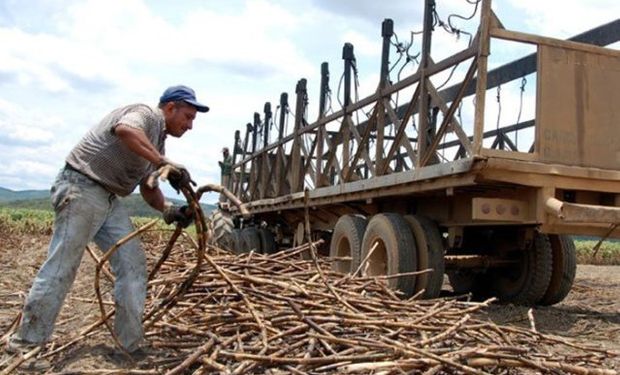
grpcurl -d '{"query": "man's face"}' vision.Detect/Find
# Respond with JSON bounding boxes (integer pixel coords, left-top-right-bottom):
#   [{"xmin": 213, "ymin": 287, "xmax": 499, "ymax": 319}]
[{"xmin": 163, "ymin": 102, "xmax": 197, "ymax": 138}]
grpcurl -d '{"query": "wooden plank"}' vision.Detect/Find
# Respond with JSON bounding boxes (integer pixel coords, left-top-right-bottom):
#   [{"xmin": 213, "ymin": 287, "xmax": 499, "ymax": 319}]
[
  {"xmin": 341, "ymin": 117, "xmax": 351, "ymax": 182},
  {"xmin": 491, "ymin": 28, "xmax": 620, "ymax": 58},
  {"xmin": 315, "ymin": 124, "xmax": 325, "ymax": 186},
  {"xmin": 379, "ymin": 85, "xmax": 421, "ymax": 175},
  {"xmin": 345, "ymin": 116, "xmax": 375, "ymax": 178},
  {"xmin": 345, "ymin": 109, "xmax": 378, "ymax": 181},
  {"xmin": 421, "ymin": 57, "xmax": 478, "ymax": 166},
  {"xmin": 484, "ymin": 158, "xmax": 620, "ymax": 181},
  {"xmin": 384, "ymin": 100, "xmax": 417, "ymax": 162},
  {"xmin": 302, "ymin": 136, "xmax": 318, "ymax": 184},
  {"xmin": 427, "ymin": 81, "xmax": 473, "ymax": 156},
  {"xmin": 536, "ymin": 45, "xmax": 620, "ymax": 170},
  {"xmin": 540, "ymin": 223, "xmax": 620, "ymax": 239},
  {"xmin": 242, "ymin": 161, "xmax": 477, "ymax": 215},
  {"xmin": 480, "ymin": 148, "xmax": 536, "ymax": 161},
  {"xmin": 472, "ymin": 0, "xmax": 491, "ymax": 156},
  {"xmin": 478, "ymin": 169, "xmax": 620, "ymax": 193},
  {"xmin": 248, "ymin": 160, "xmax": 259, "ymax": 201},
  {"xmin": 375, "ymin": 98, "xmax": 386, "ymax": 175}
]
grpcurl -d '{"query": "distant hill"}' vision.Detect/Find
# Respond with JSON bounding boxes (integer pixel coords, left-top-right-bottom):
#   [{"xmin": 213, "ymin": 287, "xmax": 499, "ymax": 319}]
[
  {"xmin": 0, "ymin": 187, "xmax": 216, "ymax": 217},
  {"xmin": 0, "ymin": 187, "xmax": 49, "ymax": 202}
]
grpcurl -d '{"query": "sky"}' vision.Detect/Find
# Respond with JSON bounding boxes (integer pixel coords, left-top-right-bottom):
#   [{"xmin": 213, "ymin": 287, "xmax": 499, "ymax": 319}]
[{"xmin": 0, "ymin": 0, "xmax": 618, "ymax": 203}]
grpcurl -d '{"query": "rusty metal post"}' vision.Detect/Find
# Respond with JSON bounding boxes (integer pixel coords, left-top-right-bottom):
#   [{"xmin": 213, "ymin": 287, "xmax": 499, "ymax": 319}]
[
  {"xmin": 417, "ymin": 0, "xmax": 435, "ymax": 168},
  {"xmin": 278, "ymin": 93, "xmax": 288, "ymax": 141},
  {"xmin": 342, "ymin": 43, "xmax": 355, "ymax": 180},
  {"xmin": 231, "ymin": 129, "xmax": 241, "ymax": 194},
  {"xmin": 252, "ymin": 112, "xmax": 260, "ymax": 154},
  {"xmin": 318, "ymin": 62, "xmax": 329, "ymax": 117},
  {"xmin": 473, "ymin": 0, "xmax": 492, "ymax": 155},
  {"xmin": 380, "ymin": 19, "xmax": 393, "ymax": 86},
  {"xmin": 232, "ymin": 130, "xmax": 241, "ymax": 164},
  {"xmin": 275, "ymin": 93, "xmax": 288, "ymax": 196},
  {"xmin": 263, "ymin": 102, "xmax": 272, "ymax": 148},
  {"xmin": 376, "ymin": 19, "xmax": 393, "ymax": 176},
  {"xmin": 259, "ymin": 102, "xmax": 272, "ymax": 198},
  {"xmin": 237, "ymin": 122, "xmax": 252, "ymax": 198},
  {"xmin": 294, "ymin": 80, "xmax": 307, "ymax": 132},
  {"xmin": 315, "ymin": 62, "xmax": 329, "ymax": 187},
  {"xmin": 290, "ymin": 79, "xmax": 307, "ymax": 192}
]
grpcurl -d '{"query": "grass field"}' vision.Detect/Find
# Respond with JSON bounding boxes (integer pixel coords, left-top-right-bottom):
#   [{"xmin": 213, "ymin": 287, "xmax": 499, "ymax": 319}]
[
  {"xmin": 575, "ymin": 240, "xmax": 620, "ymax": 265},
  {"xmin": 2, "ymin": 207, "xmax": 618, "ymax": 265},
  {"xmin": 0, "ymin": 207, "xmax": 166, "ymax": 235}
]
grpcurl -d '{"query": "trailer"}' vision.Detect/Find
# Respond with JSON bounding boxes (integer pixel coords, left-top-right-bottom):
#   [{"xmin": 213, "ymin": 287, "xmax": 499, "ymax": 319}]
[{"xmin": 212, "ymin": 0, "xmax": 620, "ymax": 306}]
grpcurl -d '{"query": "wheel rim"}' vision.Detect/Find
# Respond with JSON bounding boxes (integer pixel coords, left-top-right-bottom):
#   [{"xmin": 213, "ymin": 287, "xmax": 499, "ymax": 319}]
[
  {"xmin": 366, "ymin": 238, "xmax": 388, "ymax": 277},
  {"xmin": 334, "ymin": 237, "xmax": 352, "ymax": 273}
]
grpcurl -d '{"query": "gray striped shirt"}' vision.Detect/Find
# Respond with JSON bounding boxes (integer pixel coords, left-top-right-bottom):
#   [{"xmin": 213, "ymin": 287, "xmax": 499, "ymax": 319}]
[{"xmin": 66, "ymin": 104, "xmax": 166, "ymax": 196}]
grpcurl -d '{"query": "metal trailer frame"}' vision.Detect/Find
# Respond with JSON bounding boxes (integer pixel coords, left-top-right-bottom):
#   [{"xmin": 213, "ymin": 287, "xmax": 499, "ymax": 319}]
[{"xmin": 221, "ymin": 0, "xmax": 620, "ymax": 304}]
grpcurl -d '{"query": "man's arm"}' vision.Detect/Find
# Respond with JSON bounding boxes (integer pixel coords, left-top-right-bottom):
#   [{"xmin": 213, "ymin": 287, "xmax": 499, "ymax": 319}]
[
  {"xmin": 115, "ymin": 124, "xmax": 165, "ymax": 166},
  {"xmin": 115, "ymin": 123, "xmax": 168, "ymax": 211},
  {"xmin": 140, "ymin": 182, "xmax": 166, "ymax": 212}
]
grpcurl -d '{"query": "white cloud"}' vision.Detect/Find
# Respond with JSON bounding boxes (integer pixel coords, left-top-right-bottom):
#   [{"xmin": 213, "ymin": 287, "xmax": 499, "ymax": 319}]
[{"xmin": 507, "ymin": 0, "xmax": 619, "ymax": 38}]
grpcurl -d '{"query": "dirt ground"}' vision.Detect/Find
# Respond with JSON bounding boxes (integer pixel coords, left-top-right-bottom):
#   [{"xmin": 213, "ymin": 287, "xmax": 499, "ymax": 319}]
[
  {"xmin": 480, "ymin": 264, "xmax": 620, "ymax": 367},
  {"xmin": 0, "ymin": 231, "xmax": 619, "ymax": 373}
]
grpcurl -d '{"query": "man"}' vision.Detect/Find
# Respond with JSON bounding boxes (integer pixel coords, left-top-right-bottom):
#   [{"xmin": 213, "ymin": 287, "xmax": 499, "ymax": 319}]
[
  {"xmin": 7, "ymin": 85, "xmax": 209, "ymax": 355},
  {"xmin": 218, "ymin": 147, "xmax": 232, "ymax": 202}
]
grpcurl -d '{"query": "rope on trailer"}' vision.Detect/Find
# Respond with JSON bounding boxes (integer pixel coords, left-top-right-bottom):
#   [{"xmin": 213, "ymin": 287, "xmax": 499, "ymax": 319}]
[
  {"xmin": 434, "ymin": 0, "xmax": 481, "ymax": 46},
  {"xmin": 352, "ymin": 59, "xmax": 363, "ymax": 126},
  {"xmin": 336, "ymin": 72, "xmax": 345, "ymax": 108},
  {"xmin": 496, "ymin": 84, "xmax": 502, "ymax": 131},
  {"xmin": 435, "ymin": 62, "xmax": 461, "ymax": 91},
  {"xmin": 389, "ymin": 30, "xmax": 421, "ymax": 108},
  {"xmin": 515, "ymin": 76, "xmax": 527, "ymax": 150}
]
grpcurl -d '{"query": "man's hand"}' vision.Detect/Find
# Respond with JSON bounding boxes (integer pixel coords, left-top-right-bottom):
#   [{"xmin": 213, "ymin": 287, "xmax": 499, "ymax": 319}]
[
  {"xmin": 168, "ymin": 168, "xmax": 195, "ymax": 193},
  {"xmin": 159, "ymin": 157, "xmax": 195, "ymax": 193},
  {"xmin": 162, "ymin": 203, "xmax": 194, "ymax": 228},
  {"xmin": 159, "ymin": 156, "xmax": 186, "ymax": 172}
]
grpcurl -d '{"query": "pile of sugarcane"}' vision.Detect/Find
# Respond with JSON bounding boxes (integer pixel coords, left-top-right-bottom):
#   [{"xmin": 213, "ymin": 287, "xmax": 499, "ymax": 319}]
[
  {"xmin": 2, "ymin": 238, "xmax": 618, "ymax": 374},
  {"xmin": 137, "ymin": 240, "xmax": 618, "ymax": 374}
]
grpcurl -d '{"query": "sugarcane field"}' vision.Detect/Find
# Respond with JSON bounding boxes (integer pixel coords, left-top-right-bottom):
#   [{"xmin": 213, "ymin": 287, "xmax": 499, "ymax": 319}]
[{"xmin": 2, "ymin": 0, "xmax": 620, "ymax": 374}]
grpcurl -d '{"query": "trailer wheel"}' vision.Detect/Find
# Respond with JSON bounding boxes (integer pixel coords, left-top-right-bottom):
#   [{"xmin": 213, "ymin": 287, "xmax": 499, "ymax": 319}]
[
  {"xmin": 329, "ymin": 215, "xmax": 367, "ymax": 274},
  {"xmin": 404, "ymin": 215, "xmax": 445, "ymax": 298},
  {"xmin": 210, "ymin": 209, "xmax": 234, "ymax": 251},
  {"xmin": 538, "ymin": 234, "xmax": 576, "ymax": 306},
  {"xmin": 258, "ymin": 227, "xmax": 278, "ymax": 254},
  {"xmin": 361, "ymin": 213, "xmax": 417, "ymax": 296},
  {"xmin": 240, "ymin": 227, "xmax": 261, "ymax": 254},
  {"xmin": 230, "ymin": 229, "xmax": 242, "ymax": 254},
  {"xmin": 491, "ymin": 232, "xmax": 553, "ymax": 305}
]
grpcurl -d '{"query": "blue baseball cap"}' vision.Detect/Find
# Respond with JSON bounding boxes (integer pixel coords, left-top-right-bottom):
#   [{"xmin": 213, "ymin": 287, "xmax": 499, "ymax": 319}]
[{"xmin": 159, "ymin": 85, "xmax": 209, "ymax": 112}]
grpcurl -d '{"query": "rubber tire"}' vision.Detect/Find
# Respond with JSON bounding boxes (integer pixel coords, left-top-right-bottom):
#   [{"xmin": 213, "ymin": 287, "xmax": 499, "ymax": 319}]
[
  {"xmin": 491, "ymin": 232, "xmax": 553, "ymax": 305},
  {"xmin": 404, "ymin": 215, "xmax": 445, "ymax": 298},
  {"xmin": 361, "ymin": 213, "xmax": 417, "ymax": 297},
  {"xmin": 538, "ymin": 234, "xmax": 577, "ymax": 306},
  {"xmin": 258, "ymin": 228, "xmax": 278, "ymax": 254},
  {"xmin": 329, "ymin": 215, "xmax": 368, "ymax": 274},
  {"xmin": 230, "ymin": 229, "xmax": 242, "ymax": 254},
  {"xmin": 210, "ymin": 209, "xmax": 234, "ymax": 251},
  {"xmin": 240, "ymin": 227, "xmax": 261, "ymax": 254}
]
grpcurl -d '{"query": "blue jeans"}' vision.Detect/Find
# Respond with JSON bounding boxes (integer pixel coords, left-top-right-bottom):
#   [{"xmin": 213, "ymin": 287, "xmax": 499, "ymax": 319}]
[{"xmin": 14, "ymin": 167, "xmax": 146, "ymax": 351}]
